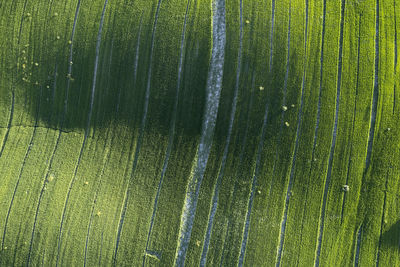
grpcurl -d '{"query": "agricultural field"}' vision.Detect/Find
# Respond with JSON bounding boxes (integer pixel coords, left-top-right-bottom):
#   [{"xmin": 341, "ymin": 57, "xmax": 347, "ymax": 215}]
[{"xmin": 0, "ymin": 0, "xmax": 399, "ymax": 266}]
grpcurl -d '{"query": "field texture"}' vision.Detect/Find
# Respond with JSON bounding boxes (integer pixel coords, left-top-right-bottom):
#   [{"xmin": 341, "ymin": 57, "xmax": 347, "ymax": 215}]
[{"xmin": 0, "ymin": 0, "xmax": 399, "ymax": 266}]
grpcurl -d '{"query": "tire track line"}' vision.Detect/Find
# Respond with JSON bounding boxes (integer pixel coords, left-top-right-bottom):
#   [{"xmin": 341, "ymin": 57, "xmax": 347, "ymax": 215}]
[
  {"xmin": 1, "ymin": 82, "xmax": 43, "ymax": 251},
  {"xmin": 393, "ymin": 0, "xmax": 397, "ymax": 114},
  {"xmin": 314, "ymin": 1, "xmax": 346, "ymax": 266},
  {"xmin": 26, "ymin": 1, "xmax": 81, "ymax": 265},
  {"xmin": 365, "ymin": 0, "xmax": 379, "ymax": 172},
  {"xmin": 200, "ymin": 0, "xmax": 242, "ymax": 264},
  {"xmin": 354, "ymin": 3, "xmax": 380, "ymax": 265},
  {"xmin": 238, "ymin": 99, "xmax": 269, "ymax": 267},
  {"xmin": 354, "ymin": 226, "xmax": 362, "ymax": 267},
  {"xmin": 275, "ymin": 1, "xmax": 309, "ymax": 265},
  {"xmin": 83, "ymin": 128, "xmax": 113, "ymax": 267},
  {"xmin": 311, "ymin": 0, "xmax": 327, "ymax": 162},
  {"xmin": 340, "ymin": 15, "xmax": 361, "ymax": 224},
  {"xmin": 84, "ymin": 35, "xmax": 117, "ymax": 266},
  {"xmin": 0, "ymin": 0, "xmax": 28, "ymax": 157},
  {"xmin": 143, "ymin": 0, "xmax": 190, "ymax": 265},
  {"xmin": 133, "ymin": 14, "xmax": 144, "ymax": 86},
  {"xmin": 113, "ymin": 1, "xmax": 162, "ymax": 264},
  {"xmin": 220, "ymin": 68, "xmax": 255, "ymax": 267},
  {"xmin": 174, "ymin": 0, "xmax": 226, "ymax": 264},
  {"xmin": 269, "ymin": 0, "xmax": 276, "ymax": 72},
  {"xmin": 294, "ymin": 2, "xmax": 326, "ymax": 264},
  {"xmin": 55, "ymin": 1, "xmax": 108, "ymax": 266},
  {"xmin": 375, "ymin": 171, "xmax": 389, "ymax": 267}
]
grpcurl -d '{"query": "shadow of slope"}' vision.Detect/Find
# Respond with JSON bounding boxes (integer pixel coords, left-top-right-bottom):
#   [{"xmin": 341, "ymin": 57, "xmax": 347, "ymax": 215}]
[
  {"xmin": 0, "ymin": 0, "xmax": 292, "ymax": 148},
  {"xmin": 381, "ymin": 220, "xmax": 400, "ymax": 248},
  {"xmin": 0, "ymin": 0, "xmax": 308, "ymax": 266},
  {"xmin": 0, "ymin": 0, "xmax": 209, "ymax": 139}
]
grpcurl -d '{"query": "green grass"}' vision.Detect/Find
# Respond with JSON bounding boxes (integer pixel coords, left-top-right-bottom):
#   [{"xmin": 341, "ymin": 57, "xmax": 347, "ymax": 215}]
[{"xmin": 0, "ymin": 0, "xmax": 399, "ymax": 266}]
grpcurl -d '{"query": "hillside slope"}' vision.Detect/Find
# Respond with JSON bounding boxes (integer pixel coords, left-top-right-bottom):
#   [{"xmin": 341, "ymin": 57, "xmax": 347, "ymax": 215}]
[{"xmin": 0, "ymin": 0, "xmax": 399, "ymax": 266}]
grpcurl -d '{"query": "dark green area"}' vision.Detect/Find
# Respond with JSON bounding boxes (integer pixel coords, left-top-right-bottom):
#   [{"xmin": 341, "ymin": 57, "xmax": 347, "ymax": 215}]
[{"xmin": 0, "ymin": 0, "xmax": 399, "ymax": 266}]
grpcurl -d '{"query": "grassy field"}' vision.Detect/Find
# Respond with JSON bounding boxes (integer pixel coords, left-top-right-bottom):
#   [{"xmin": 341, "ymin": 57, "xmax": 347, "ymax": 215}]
[{"xmin": 0, "ymin": 0, "xmax": 399, "ymax": 266}]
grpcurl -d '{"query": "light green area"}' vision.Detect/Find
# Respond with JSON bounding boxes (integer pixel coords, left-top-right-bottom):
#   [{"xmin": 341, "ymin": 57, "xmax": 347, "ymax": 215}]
[{"xmin": 0, "ymin": 0, "xmax": 399, "ymax": 266}]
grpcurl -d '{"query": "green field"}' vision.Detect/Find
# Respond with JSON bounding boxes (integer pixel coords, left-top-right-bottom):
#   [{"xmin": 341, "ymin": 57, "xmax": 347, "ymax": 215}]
[{"xmin": 0, "ymin": 0, "xmax": 399, "ymax": 266}]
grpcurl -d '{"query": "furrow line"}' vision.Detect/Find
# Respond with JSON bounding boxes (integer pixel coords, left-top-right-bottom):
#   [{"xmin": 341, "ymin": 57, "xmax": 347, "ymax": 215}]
[
  {"xmin": 49, "ymin": 65, "xmax": 58, "ymax": 124},
  {"xmin": 174, "ymin": 0, "xmax": 226, "ymax": 265},
  {"xmin": 55, "ymin": 134, "xmax": 86, "ymax": 267},
  {"xmin": 354, "ymin": 226, "xmax": 362, "ymax": 267},
  {"xmin": 393, "ymin": 1, "xmax": 397, "ymax": 115},
  {"xmin": 238, "ymin": 105, "xmax": 269, "ymax": 267},
  {"xmin": 293, "ymin": 2, "xmax": 310, "ymax": 265},
  {"xmin": 0, "ymin": 0, "xmax": 27, "ymax": 157},
  {"xmin": 56, "ymin": 1, "xmax": 108, "ymax": 265},
  {"xmin": 0, "ymin": 91, "xmax": 14, "ymax": 158},
  {"xmin": 276, "ymin": 1, "xmax": 308, "ymax": 265},
  {"xmin": 62, "ymin": 0, "xmax": 81, "ymax": 125},
  {"xmin": 314, "ymin": 1, "xmax": 346, "ymax": 266},
  {"xmin": 98, "ymin": 231, "xmax": 104, "ymax": 265},
  {"xmin": 85, "ymin": 0, "xmax": 108, "ymax": 138},
  {"xmin": 269, "ymin": 0, "xmax": 276, "ymax": 72},
  {"xmin": 83, "ymin": 16, "xmax": 118, "ymax": 263},
  {"xmin": 269, "ymin": 0, "xmax": 292, "ymax": 193},
  {"xmin": 200, "ymin": 0, "xmax": 242, "ymax": 264},
  {"xmin": 84, "ymin": 82, "xmax": 117, "ymax": 267},
  {"xmin": 290, "ymin": 5, "xmax": 325, "ymax": 247},
  {"xmin": 83, "ymin": 198, "xmax": 97, "ymax": 267},
  {"xmin": 220, "ymin": 69, "xmax": 255, "ymax": 267},
  {"xmin": 365, "ymin": 0, "xmax": 379, "ymax": 171},
  {"xmin": 312, "ymin": 0, "xmax": 327, "ymax": 161},
  {"xmin": 113, "ymin": 0, "xmax": 163, "ymax": 264},
  {"xmin": 219, "ymin": 220, "xmax": 231, "ymax": 266},
  {"xmin": 133, "ymin": 14, "xmax": 143, "ymax": 85},
  {"xmin": 1, "ymin": 83, "xmax": 43, "ymax": 251},
  {"xmin": 143, "ymin": 1, "xmax": 190, "ymax": 265},
  {"xmin": 27, "ymin": 68, "xmax": 64, "ymax": 267},
  {"xmin": 340, "ymin": 16, "xmax": 361, "ymax": 224},
  {"xmin": 27, "ymin": 130, "xmax": 62, "ymax": 267},
  {"xmin": 375, "ymin": 171, "xmax": 389, "ymax": 267}
]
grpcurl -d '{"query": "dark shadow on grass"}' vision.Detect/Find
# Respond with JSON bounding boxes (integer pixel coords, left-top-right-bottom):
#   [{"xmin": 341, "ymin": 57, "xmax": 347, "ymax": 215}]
[{"xmin": 381, "ymin": 220, "xmax": 400, "ymax": 249}]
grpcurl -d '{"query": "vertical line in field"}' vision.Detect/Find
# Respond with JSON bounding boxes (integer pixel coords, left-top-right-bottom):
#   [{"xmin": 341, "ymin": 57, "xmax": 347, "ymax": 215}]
[
  {"xmin": 276, "ymin": 0, "xmax": 309, "ymax": 265},
  {"xmin": 113, "ymin": 0, "xmax": 163, "ymax": 264},
  {"xmin": 56, "ymin": 1, "xmax": 108, "ymax": 266},
  {"xmin": 0, "ymin": 0, "xmax": 28, "ymax": 157},
  {"xmin": 98, "ymin": 231, "xmax": 104, "ymax": 265},
  {"xmin": 133, "ymin": 15, "xmax": 144, "ymax": 85},
  {"xmin": 200, "ymin": 0, "xmax": 242, "ymax": 265},
  {"xmin": 293, "ymin": 1, "xmax": 311, "ymax": 264},
  {"xmin": 0, "ymin": 92, "xmax": 14, "ymax": 157},
  {"xmin": 341, "ymin": 15, "xmax": 361, "ymax": 224},
  {"xmin": 26, "ymin": 1, "xmax": 82, "ymax": 265},
  {"xmin": 27, "ymin": 1, "xmax": 82, "ymax": 265},
  {"xmin": 238, "ymin": 104, "xmax": 269, "ymax": 267},
  {"xmin": 269, "ymin": 0, "xmax": 276, "ymax": 72},
  {"xmin": 354, "ymin": 226, "xmax": 362, "ymax": 267},
  {"xmin": 314, "ymin": 0, "xmax": 346, "ymax": 266},
  {"xmin": 62, "ymin": 0, "xmax": 81, "ymax": 127},
  {"xmin": 375, "ymin": 171, "xmax": 389, "ymax": 267},
  {"xmin": 1, "ymin": 83, "xmax": 42, "ymax": 253},
  {"xmin": 219, "ymin": 70, "xmax": 256, "ymax": 267},
  {"xmin": 312, "ymin": 0, "xmax": 327, "ymax": 161},
  {"xmin": 393, "ymin": 0, "xmax": 397, "ymax": 114},
  {"xmin": 85, "ymin": 0, "xmax": 108, "ymax": 138},
  {"xmin": 365, "ymin": 0, "xmax": 379, "ymax": 171},
  {"xmin": 143, "ymin": 1, "xmax": 190, "ymax": 265},
  {"xmin": 174, "ymin": 0, "xmax": 226, "ymax": 265},
  {"xmin": 49, "ymin": 65, "xmax": 58, "ymax": 124},
  {"xmin": 84, "ymin": 38, "xmax": 118, "ymax": 266},
  {"xmin": 270, "ymin": 0, "xmax": 292, "ymax": 184}
]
